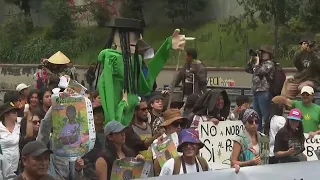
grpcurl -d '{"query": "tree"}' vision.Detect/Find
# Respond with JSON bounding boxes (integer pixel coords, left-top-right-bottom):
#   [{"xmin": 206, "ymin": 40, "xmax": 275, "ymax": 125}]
[
  {"xmin": 220, "ymin": 0, "xmax": 300, "ymax": 56},
  {"xmin": 85, "ymin": 0, "xmax": 111, "ymax": 27},
  {"xmin": 163, "ymin": 0, "xmax": 207, "ymax": 23},
  {"xmin": 5, "ymin": 0, "xmax": 31, "ymax": 16},
  {"xmin": 43, "ymin": 0, "xmax": 75, "ymax": 39}
]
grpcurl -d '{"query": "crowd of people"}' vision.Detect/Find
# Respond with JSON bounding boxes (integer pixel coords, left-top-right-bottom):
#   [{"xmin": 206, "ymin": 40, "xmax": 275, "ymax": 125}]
[{"xmin": 1, "ymin": 19, "xmax": 320, "ymax": 179}]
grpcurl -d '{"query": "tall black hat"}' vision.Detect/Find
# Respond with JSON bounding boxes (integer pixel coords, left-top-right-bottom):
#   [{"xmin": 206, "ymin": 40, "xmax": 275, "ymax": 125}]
[{"xmin": 107, "ymin": 18, "xmax": 143, "ymax": 30}]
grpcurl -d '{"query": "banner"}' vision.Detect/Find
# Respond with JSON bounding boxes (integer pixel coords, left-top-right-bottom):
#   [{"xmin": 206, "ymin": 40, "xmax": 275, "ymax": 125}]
[
  {"xmin": 151, "ymin": 133, "xmax": 178, "ymax": 167},
  {"xmin": 146, "ymin": 160, "xmax": 320, "ymax": 180},
  {"xmin": 198, "ymin": 121, "xmax": 245, "ymax": 169},
  {"xmin": 303, "ymin": 134, "xmax": 320, "ymax": 161}
]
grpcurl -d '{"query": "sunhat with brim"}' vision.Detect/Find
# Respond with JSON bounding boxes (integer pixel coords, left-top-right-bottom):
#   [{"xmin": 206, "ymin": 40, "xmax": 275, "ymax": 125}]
[
  {"xmin": 160, "ymin": 109, "xmax": 188, "ymax": 127},
  {"xmin": 48, "ymin": 51, "xmax": 71, "ymax": 65},
  {"xmin": 177, "ymin": 128, "xmax": 205, "ymax": 152},
  {"xmin": 16, "ymin": 83, "xmax": 30, "ymax": 92},
  {"xmin": 104, "ymin": 120, "xmax": 127, "ymax": 136},
  {"xmin": 0, "ymin": 102, "xmax": 20, "ymax": 118},
  {"xmin": 287, "ymin": 108, "xmax": 302, "ymax": 121},
  {"xmin": 22, "ymin": 141, "xmax": 53, "ymax": 157}
]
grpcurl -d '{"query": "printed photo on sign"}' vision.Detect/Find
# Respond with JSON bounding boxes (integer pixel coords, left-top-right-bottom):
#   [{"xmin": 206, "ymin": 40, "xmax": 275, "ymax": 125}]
[
  {"xmin": 151, "ymin": 134, "xmax": 178, "ymax": 167},
  {"xmin": 111, "ymin": 158, "xmax": 151, "ymax": 180},
  {"xmin": 198, "ymin": 121, "xmax": 245, "ymax": 169},
  {"xmin": 303, "ymin": 134, "xmax": 320, "ymax": 161},
  {"xmin": 259, "ymin": 136, "xmax": 270, "ymax": 165},
  {"xmin": 51, "ymin": 93, "xmax": 95, "ymax": 160}
]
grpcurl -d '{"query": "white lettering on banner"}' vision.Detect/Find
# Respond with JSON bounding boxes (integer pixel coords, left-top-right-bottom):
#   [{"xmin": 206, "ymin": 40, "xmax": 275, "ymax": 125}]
[
  {"xmin": 198, "ymin": 121, "xmax": 245, "ymax": 169},
  {"xmin": 303, "ymin": 133, "xmax": 320, "ymax": 161}
]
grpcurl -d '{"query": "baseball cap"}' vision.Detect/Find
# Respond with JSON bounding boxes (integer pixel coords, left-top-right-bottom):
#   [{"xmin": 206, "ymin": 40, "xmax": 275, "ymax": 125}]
[
  {"xmin": 104, "ymin": 120, "xmax": 126, "ymax": 136},
  {"xmin": 287, "ymin": 108, "xmax": 302, "ymax": 121},
  {"xmin": 16, "ymin": 83, "xmax": 30, "ymax": 92},
  {"xmin": 21, "ymin": 141, "xmax": 53, "ymax": 157},
  {"xmin": 301, "ymin": 86, "xmax": 314, "ymax": 95}
]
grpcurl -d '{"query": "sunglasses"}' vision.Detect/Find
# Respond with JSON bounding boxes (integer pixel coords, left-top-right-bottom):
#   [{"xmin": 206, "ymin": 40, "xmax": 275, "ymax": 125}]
[
  {"xmin": 247, "ymin": 119, "xmax": 258, "ymax": 125},
  {"xmin": 33, "ymin": 120, "xmax": 40, "ymax": 125}
]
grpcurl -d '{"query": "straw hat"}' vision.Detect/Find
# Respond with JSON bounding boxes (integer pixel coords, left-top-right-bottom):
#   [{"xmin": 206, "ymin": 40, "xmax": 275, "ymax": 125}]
[
  {"xmin": 48, "ymin": 51, "xmax": 71, "ymax": 65},
  {"xmin": 160, "ymin": 109, "xmax": 188, "ymax": 127}
]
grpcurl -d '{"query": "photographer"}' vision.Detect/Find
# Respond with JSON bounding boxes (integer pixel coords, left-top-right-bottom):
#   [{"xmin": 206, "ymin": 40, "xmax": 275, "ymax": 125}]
[
  {"xmin": 282, "ymin": 34, "xmax": 320, "ymax": 98},
  {"xmin": 245, "ymin": 45, "xmax": 275, "ymax": 132}
]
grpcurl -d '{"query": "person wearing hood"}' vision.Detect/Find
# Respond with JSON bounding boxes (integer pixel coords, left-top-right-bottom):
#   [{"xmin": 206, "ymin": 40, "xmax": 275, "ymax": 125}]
[{"xmin": 190, "ymin": 89, "xmax": 231, "ymax": 128}]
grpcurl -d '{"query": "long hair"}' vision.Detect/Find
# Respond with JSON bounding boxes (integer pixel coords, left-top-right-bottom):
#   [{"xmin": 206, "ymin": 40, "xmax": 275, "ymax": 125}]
[
  {"xmin": 264, "ymin": 103, "xmax": 284, "ymax": 134},
  {"xmin": 284, "ymin": 119, "xmax": 305, "ymax": 143},
  {"xmin": 94, "ymin": 28, "xmax": 141, "ymax": 94}
]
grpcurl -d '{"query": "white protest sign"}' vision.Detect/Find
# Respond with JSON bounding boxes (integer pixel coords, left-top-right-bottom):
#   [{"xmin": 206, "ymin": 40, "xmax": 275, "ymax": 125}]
[
  {"xmin": 198, "ymin": 121, "xmax": 245, "ymax": 169},
  {"xmin": 303, "ymin": 133, "xmax": 320, "ymax": 161}
]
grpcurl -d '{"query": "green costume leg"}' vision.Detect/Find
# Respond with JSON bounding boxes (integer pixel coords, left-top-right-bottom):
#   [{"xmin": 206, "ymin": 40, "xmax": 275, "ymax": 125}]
[{"xmin": 98, "ymin": 37, "xmax": 172, "ymax": 126}]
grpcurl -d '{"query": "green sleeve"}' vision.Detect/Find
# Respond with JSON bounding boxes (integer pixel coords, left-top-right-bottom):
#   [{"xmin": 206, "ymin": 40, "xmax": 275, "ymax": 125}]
[
  {"xmin": 115, "ymin": 100, "xmax": 128, "ymax": 123},
  {"xmin": 139, "ymin": 37, "xmax": 173, "ymax": 95},
  {"xmin": 292, "ymin": 100, "xmax": 298, "ymax": 108},
  {"xmin": 98, "ymin": 50, "xmax": 117, "ymax": 123}
]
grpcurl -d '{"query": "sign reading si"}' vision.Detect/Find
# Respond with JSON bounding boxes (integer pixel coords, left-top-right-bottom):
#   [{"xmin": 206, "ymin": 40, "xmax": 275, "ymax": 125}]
[
  {"xmin": 198, "ymin": 121, "xmax": 244, "ymax": 169},
  {"xmin": 207, "ymin": 77, "xmax": 235, "ymax": 87}
]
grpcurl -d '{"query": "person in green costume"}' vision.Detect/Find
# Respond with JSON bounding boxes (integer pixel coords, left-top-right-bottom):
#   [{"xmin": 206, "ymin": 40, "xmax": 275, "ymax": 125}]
[{"xmin": 96, "ymin": 18, "xmax": 186, "ymax": 126}]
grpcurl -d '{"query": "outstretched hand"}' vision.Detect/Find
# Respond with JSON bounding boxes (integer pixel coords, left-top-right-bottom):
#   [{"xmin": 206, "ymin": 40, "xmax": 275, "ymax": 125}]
[{"xmin": 172, "ymin": 29, "xmax": 186, "ymax": 50}]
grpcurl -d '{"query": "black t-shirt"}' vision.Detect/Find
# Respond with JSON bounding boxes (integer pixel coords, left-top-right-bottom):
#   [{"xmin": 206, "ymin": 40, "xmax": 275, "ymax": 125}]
[{"xmin": 274, "ymin": 127, "xmax": 305, "ymax": 163}]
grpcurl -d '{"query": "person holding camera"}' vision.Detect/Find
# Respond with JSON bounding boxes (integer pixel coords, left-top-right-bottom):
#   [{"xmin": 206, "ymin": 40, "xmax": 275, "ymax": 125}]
[
  {"xmin": 245, "ymin": 45, "xmax": 275, "ymax": 132},
  {"xmin": 282, "ymin": 34, "xmax": 320, "ymax": 99}
]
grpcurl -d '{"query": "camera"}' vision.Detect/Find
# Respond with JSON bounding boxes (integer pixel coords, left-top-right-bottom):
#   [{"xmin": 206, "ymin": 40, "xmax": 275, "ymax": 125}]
[{"xmin": 249, "ymin": 49, "xmax": 259, "ymax": 57}]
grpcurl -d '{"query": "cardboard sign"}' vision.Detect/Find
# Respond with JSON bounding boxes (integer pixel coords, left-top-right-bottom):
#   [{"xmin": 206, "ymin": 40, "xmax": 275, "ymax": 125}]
[
  {"xmin": 303, "ymin": 134, "xmax": 320, "ymax": 161},
  {"xmin": 198, "ymin": 121, "xmax": 245, "ymax": 169},
  {"xmin": 111, "ymin": 158, "xmax": 151, "ymax": 180}
]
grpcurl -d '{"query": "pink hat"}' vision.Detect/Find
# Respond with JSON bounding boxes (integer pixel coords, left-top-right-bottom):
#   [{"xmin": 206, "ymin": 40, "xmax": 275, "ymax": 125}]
[{"xmin": 287, "ymin": 108, "xmax": 302, "ymax": 121}]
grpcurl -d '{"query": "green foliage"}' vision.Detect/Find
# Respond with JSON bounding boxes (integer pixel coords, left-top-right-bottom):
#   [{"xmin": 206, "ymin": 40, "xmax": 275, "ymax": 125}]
[
  {"xmin": 163, "ymin": 0, "xmax": 208, "ymax": 22},
  {"xmin": 5, "ymin": 0, "xmax": 31, "ymax": 15},
  {"xmin": 84, "ymin": 0, "xmax": 110, "ymax": 27},
  {"xmin": 0, "ymin": 34, "xmax": 95, "ymax": 63},
  {"xmin": 42, "ymin": 0, "xmax": 75, "ymax": 39},
  {"xmin": 0, "ymin": 16, "xmax": 27, "ymax": 47},
  {"xmin": 120, "ymin": 0, "xmax": 146, "ymax": 26}
]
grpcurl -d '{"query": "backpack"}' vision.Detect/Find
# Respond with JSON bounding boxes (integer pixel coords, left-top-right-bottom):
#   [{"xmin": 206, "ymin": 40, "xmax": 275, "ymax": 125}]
[
  {"xmin": 173, "ymin": 156, "xmax": 209, "ymax": 175},
  {"xmin": 238, "ymin": 132, "xmax": 265, "ymax": 162},
  {"xmin": 266, "ymin": 61, "xmax": 286, "ymax": 97}
]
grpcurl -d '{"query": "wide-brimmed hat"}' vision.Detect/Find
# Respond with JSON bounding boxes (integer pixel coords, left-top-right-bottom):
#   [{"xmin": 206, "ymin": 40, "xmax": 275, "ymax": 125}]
[
  {"xmin": 107, "ymin": 18, "xmax": 143, "ymax": 30},
  {"xmin": 259, "ymin": 45, "xmax": 274, "ymax": 57},
  {"xmin": 177, "ymin": 128, "xmax": 205, "ymax": 152},
  {"xmin": 48, "ymin": 51, "xmax": 71, "ymax": 65},
  {"xmin": 160, "ymin": 109, "xmax": 188, "ymax": 127},
  {"xmin": 0, "ymin": 102, "xmax": 20, "ymax": 118}
]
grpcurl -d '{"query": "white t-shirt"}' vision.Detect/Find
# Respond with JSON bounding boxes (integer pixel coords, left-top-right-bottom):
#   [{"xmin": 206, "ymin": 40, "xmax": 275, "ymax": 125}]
[
  {"xmin": 269, "ymin": 115, "xmax": 286, "ymax": 157},
  {"xmin": 159, "ymin": 158, "xmax": 212, "ymax": 176}
]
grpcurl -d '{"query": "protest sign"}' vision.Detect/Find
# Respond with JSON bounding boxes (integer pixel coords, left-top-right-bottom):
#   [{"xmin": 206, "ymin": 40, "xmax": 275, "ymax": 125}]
[
  {"xmin": 151, "ymin": 134, "xmax": 178, "ymax": 167},
  {"xmin": 111, "ymin": 158, "xmax": 151, "ymax": 180},
  {"xmin": 146, "ymin": 160, "xmax": 320, "ymax": 180},
  {"xmin": 51, "ymin": 93, "xmax": 95, "ymax": 160},
  {"xmin": 303, "ymin": 134, "xmax": 320, "ymax": 161},
  {"xmin": 198, "ymin": 121, "xmax": 245, "ymax": 169},
  {"xmin": 259, "ymin": 136, "xmax": 270, "ymax": 165}
]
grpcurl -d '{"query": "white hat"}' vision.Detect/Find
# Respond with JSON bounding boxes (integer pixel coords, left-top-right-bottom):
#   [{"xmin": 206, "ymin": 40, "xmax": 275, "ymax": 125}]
[
  {"xmin": 16, "ymin": 83, "xmax": 30, "ymax": 92},
  {"xmin": 301, "ymin": 86, "xmax": 314, "ymax": 95}
]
